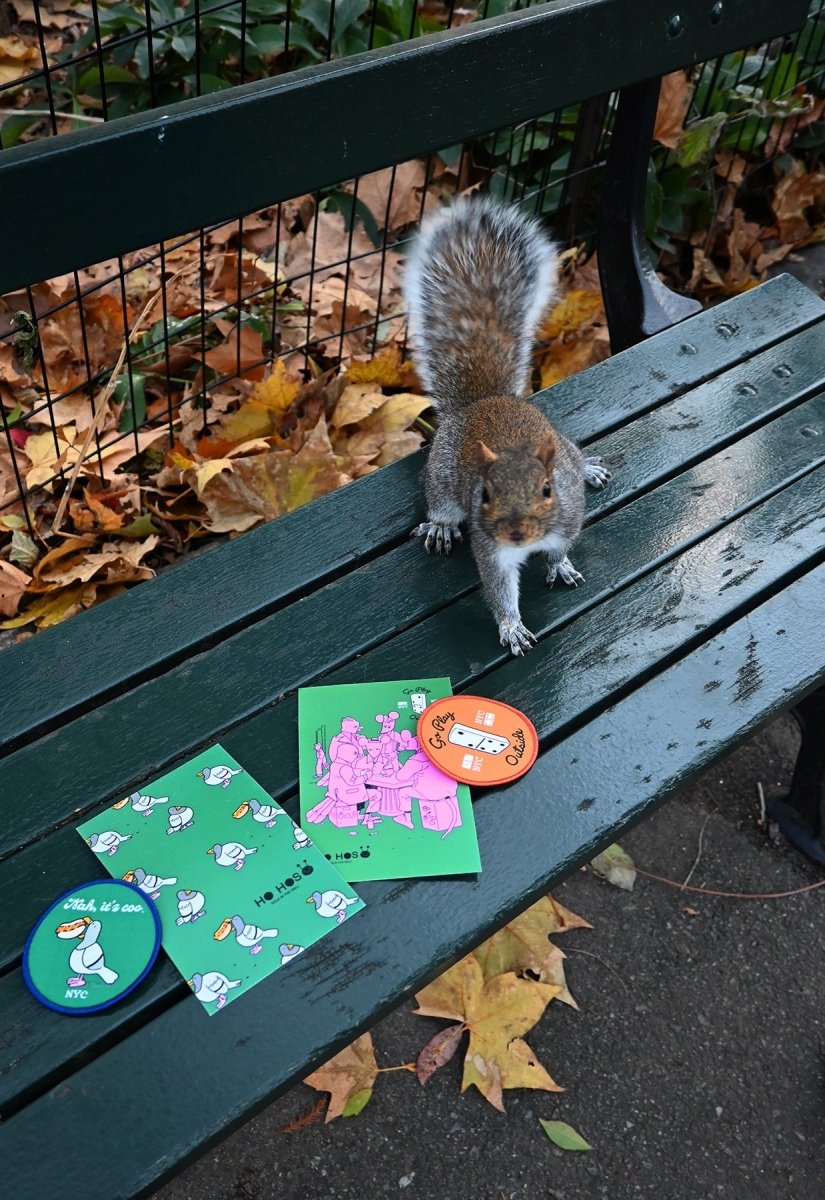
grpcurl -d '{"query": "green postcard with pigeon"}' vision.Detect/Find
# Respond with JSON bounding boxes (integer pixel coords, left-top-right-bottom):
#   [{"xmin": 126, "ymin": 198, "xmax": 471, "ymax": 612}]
[
  {"xmin": 298, "ymin": 678, "xmax": 481, "ymax": 882},
  {"xmin": 75, "ymin": 745, "xmax": 365, "ymax": 1014}
]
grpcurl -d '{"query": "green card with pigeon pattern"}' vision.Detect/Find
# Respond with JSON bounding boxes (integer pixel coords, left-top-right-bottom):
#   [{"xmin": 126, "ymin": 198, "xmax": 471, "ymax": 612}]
[
  {"xmin": 75, "ymin": 744, "xmax": 365, "ymax": 1015},
  {"xmin": 298, "ymin": 678, "xmax": 481, "ymax": 882}
]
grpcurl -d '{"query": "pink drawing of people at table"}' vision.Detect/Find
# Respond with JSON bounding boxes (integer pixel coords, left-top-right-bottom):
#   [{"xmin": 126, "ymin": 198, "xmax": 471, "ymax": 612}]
[
  {"xmin": 306, "ymin": 714, "xmax": 462, "ymax": 838},
  {"xmin": 306, "ymin": 717, "xmax": 371, "ymax": 829}
]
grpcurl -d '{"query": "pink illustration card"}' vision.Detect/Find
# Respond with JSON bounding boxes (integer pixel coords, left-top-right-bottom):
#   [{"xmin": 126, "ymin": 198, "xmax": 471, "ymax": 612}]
[{"xmin": 298, "ymin": 679, "xmax": 482, "ymax": 882}]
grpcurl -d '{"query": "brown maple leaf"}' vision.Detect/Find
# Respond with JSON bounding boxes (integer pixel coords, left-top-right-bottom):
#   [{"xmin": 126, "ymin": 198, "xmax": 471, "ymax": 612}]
[{"xmin": 303, "ymin": 1033, "xmax": 379, "ymax": 1122}]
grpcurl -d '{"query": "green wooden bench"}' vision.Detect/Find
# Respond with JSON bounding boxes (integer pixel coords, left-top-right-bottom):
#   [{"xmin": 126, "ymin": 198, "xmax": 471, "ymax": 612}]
[{"xmin": 1, "ymin": 1, "xmax": 824, "ymax": 1196}]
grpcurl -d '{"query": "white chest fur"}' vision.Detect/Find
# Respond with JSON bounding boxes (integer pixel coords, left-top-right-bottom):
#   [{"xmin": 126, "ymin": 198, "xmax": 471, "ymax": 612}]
[{"xmin": 493, "ymin": 531, "xmax": 567, "ymax": 573}]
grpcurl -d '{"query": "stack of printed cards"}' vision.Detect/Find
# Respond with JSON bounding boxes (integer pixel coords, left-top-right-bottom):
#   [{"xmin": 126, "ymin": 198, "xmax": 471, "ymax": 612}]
[
  {"xmin": 298, "ymin": 678, "xmax": 482, "ymax": 882},
  {"xmin": 76, "ymin": 745, "xmax": 364, "ymax": 1015}
]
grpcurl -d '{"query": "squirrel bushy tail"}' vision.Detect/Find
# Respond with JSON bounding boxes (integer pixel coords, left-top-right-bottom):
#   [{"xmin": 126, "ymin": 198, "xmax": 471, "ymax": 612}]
[{"xmin": 403, "ymin": 194, "xmax": 559, "ymax": 413}]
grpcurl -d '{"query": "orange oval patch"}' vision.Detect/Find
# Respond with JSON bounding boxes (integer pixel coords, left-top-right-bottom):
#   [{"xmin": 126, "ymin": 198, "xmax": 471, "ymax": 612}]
[{"xmin": 416, "ymin": 695, "xmax": 538, "ymax": 786}]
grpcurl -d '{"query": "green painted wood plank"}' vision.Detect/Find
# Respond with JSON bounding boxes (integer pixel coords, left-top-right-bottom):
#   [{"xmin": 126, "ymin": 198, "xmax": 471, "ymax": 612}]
[
  {"xmin": 0, "ymin": 456, "xmax": 822, "ymax": 982},
  {"xmin": 1, "ymin": 278, "xmax": 821, "ymax": 759},
  {"xmin": 2, "ymin": 562, "xmax": 823, "ymax": 1199},
  {"xmin": 0, "ymin": 0, "xmax": 809, "ymax": 293},
  {"xmin": 2, "ymin": 390, "xmax": 823, "ymax": 861},
  {"xmin": 551, "ymin": 275, "xmax": 825, "ymax": 443}
]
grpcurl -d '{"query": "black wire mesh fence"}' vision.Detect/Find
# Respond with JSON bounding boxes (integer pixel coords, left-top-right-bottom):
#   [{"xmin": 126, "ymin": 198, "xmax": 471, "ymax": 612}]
[{"xmin": 1, "ymin": 0, "xmax": 824, "ymax": 612}]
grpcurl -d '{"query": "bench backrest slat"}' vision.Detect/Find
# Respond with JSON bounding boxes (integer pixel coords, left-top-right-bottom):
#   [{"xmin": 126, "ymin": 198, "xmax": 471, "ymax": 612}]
[{"xmin": 0, "ymin": 0, "xmax": 810, "ymax": 293}]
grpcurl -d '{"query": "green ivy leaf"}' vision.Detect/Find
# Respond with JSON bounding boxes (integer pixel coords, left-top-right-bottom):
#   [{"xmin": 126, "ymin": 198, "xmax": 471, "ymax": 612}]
[
  {"xmin": 539, "ymin": 1119, "xmax": 592, "ymax": 1151},
  {"xmin": 675, "ymin": 113, "xmax": 727, "ymax": 168}
]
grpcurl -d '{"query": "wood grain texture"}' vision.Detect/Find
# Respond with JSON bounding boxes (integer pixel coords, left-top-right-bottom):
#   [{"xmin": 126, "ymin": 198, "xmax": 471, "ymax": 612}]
[
  {"xmin": 0, "ymin": 278, "xmax": 820, "ymax": 757},
  {"xmin": 2, "ymin": 563, "xmax": 823, "ymax": 1199},
  {"xmin": 0, "ymin": 0, "xmax": 809, "ymax": 292}
]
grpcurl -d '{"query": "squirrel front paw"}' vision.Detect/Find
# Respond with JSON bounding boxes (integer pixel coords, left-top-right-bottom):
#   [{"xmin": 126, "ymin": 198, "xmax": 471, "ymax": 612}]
[
  {"xmin": 546, "ymin": 556, "xmax": 585, "ymax": 588},
  {"xmin": 411, "ymin": 521, "xmax": 462, "ymax": 554},
  {"xmin": 498, "ymin": 619, "xmax": 536, "ymax": 656},
  {"xmin": 584, "ymin": 457, "xmax": 611, "ymax": 490}
]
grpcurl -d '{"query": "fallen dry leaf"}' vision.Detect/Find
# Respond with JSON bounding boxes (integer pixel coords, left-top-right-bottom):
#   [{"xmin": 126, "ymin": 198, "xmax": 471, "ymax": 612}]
[
  {"xmin": 361, "ymin": 393, "xmax": 431, "ymax": 434},
  {"xmin": 540, "ymin": 289, "xmax": 604, "ymax": 339},
  {"xmin": 203, "ymin": 324, "xmax": 266, "ymax": 381},
  {"xmin": 416, "ymin": 1022, "xmax": 466, "ymax": 1085},
  {"xmin": 331, "ymin": 383, "xmax": 389, "ymax": 429},
  {"xmin": 0, "ymin": 35, "xmax": 40, "ymax": 85},
  {"xmin": 347, "ymin": 345, "xmax": 415, "ymax": 388},
  {"xmin": 473, "ymin": 895, "xmax": 590, "ymax": 1008},
  {"xmin": 303, "ymin": 1033, "xmax": 379, "ymax": 1122},
  {"xmin": 351, "ymin": 160, "xmax": 439, "ymax": 233},
  {"xmin": 653, "ymin": 71, "xmax": 692, "ymax": 150},
  {"xmin": 415, "ymin": 955, "xmax": 562, "ymax": 1112},
  {"xmin": 194, "ymin": 416, "xmax": 346, "ymax": 533},
  {"xmin": 0, "ymin": 558, "xmax": 31, "ymax": 617},
  {"xmin": 772, "ymin": 159, "xmax": 825, "ymax": 243}
]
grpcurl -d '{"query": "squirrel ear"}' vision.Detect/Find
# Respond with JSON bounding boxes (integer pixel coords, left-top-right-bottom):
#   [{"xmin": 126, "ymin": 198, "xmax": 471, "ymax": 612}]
[
  {"xmin": 477, "ymin": 441, "xmax": 498, "ymax": 466},
  {"xmin": 535, "ymin": 431, "xmax": 556, "ymax": 469}
]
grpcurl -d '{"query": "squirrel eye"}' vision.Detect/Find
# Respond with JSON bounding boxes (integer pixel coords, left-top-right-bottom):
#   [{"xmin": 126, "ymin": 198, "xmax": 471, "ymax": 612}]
[
  {"xmin": 481, "ymin": 487, "xmax": 491, "ymax": 505},
  {"xmin": 542, "ymin": 481, "xmax": 552, "ymax": 499}
]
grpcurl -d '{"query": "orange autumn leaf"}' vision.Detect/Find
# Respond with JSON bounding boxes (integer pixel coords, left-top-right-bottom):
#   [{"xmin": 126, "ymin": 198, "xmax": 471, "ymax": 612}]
[
  {"xmin": 653, "ymin": 70, "xmax": 692, "ymax": 150},
  {"xmin": 203, "ymin": 324, "xmax": 266, "ymax": 381},
  {"xmin": 0, "ymin": 559, "xmax": 31, "ymax": 618}
]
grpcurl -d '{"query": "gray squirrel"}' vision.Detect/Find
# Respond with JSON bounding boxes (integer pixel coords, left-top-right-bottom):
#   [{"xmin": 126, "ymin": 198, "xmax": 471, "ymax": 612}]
[{"xmin": 404, "ymin": 194, "xmax": 610, "ymax": 656}]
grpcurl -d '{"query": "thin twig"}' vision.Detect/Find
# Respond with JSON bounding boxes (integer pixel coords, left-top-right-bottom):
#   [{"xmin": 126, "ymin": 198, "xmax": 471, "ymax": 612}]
[
  {"xmin": 12, "ymin": 109, "xmax": 105, "ymax": 124},
  {"xmin": 682, "ymin": 810, "xmax": 713, "ymax": 889},
  {"xmin": 636, "ymin": 866, "xmax": 825, "ymax": 901},
  {"xmin": 566, "ymin": 946, "xmax": 629, "ymax": 992},
  {"xmin": 756, "ymin": 781, "xmax": 767, "ymax": 829},
  {"xmin": 51, "ymin": 261, "xmax": 202, "ymax": 535}
]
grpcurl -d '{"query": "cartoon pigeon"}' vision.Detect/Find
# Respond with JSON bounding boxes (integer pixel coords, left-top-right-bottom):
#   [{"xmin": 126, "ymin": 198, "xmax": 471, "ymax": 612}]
[
  {"xmin": 306, "ymin": 889, "xmax": 360, "ymax": 924},
  {"xmin": 87, "ymin": 831, "xmax": 131, "ymax": 858},
  {"xmin": 56, "ymin": 917, "xmax": 118, "ymax": 987},
  {"xmin": 197, "ymin": 765, "xmax": 244, "ymax": 789},
  {"xmin": 232, "ymin": 798, "xmax": 286, "ymax": 828},
  {"xmin": 113, "ymin": 792, "xmax": 168, "ymax": 816},
  {"xmin": 123, "ymin": 868, "xmax": 177, "ymax": 901},
  {"xmin": 292, "ymin": 827, "xmax": 313, "ymax": 851},
  {"xmin": 176, "ymin": 889, "xmax": 206, "ymax": 925},
  {"xmin": 214, "ymin": 915, "xmax": 279, "ymax": 955},
  {"xmin": 279, "ymin": 943, "xmax": 306, "ymax": 966},
  {"xmin": 187, "ymin": 971, "xmax": 242, "ymax": 1010},
  {"xmin": 167, "ymin": 805, "xmax": 195, "ymax": 835},
  {"xmin": 207, "ymin": 842, "xmax": 257, "ymax": 870}
]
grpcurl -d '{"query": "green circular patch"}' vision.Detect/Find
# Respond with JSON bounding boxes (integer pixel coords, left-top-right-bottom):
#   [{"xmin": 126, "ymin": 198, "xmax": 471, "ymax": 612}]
[{"xmin": 24, "ymin": 879, "xmax": 161, "ymax": 1015}]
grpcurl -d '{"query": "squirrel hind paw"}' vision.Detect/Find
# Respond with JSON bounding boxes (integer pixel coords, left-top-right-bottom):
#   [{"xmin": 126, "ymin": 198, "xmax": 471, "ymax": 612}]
[
  {"xmin": 584, "ymin": 457, "xmax": 611, "ymax": 490},
  {"xmin": 412, "ymin": 521, "xmax": 462, "ymax": 554},
  {"xmin": 547, "ymin": 556, "xmax": 584, "ymax": 588},
  {"xmin": 498, "ymin": 619, "xmax": 536, "ymax": 656}
]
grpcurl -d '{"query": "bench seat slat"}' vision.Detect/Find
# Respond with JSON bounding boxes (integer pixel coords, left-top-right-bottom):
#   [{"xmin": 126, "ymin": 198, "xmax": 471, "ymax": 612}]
[
  {"xmin": 0, "ymin": 452, "xmax": 821, "ymax": 978},
  {"xmin": 2, "ymin": 391, "xmax": 823, "ymax": 870},
  {"xmin": 2, "ymin": 562, "xmax": 823, "ymax": 1200},
  {"xmin": 0, "ymin": 276, "xmax": 820, "ymax": 757},
  {"xmin": 2, "ymin": 383, "xmax": 823, "ymax": 859},
  {"xmin": 552, "ymin": 274, "xmax": 825, "ymax": 440}
]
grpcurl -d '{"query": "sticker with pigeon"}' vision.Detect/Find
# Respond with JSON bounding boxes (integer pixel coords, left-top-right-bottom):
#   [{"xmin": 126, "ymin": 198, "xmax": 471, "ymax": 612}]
[
  {"xmin": 299, "ymin": 678, "xmax": 482, "ymax": 882},
  {"xmin": 76, "ymin": 744, "xmax": 365, "ymax": 1015}
]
